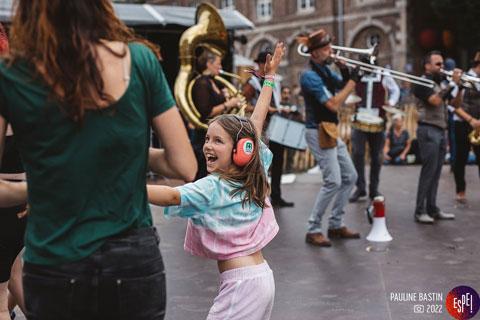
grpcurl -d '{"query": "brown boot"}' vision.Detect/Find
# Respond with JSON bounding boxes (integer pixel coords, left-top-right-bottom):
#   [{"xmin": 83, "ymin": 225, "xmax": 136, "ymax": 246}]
[
  {"xmin": 328, "ymin": 227, "xmax": 360, "ymax": 239},
  {"xmin": 305, "ymin": 233, "xmax": 332, "ymax": 247}
]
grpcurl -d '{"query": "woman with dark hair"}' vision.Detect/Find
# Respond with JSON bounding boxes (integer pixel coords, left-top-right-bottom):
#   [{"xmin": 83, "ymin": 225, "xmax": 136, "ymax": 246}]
[
  {"xmin": 191, "ymin": 48, "xmax": 241, "ymax": 180},
  {"xmin": 0, "ymin": 1, "xmax": 197, "ymax": 319}
]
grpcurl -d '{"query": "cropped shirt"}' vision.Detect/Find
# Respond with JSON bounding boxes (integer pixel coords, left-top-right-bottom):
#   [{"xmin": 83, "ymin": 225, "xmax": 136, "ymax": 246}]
[{"xmin": 164, "ymin": 142, "xmax": 279, "ymax": 260}]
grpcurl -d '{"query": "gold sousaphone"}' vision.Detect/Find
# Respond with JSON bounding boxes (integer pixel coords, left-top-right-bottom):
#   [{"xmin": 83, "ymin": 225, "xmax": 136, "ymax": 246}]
[
  {"xmin": 469, "ymin": 128, "xmax": 480, "ymax": 145},
  {"xmin": 174, "ymin": 3, "xmax": 246, "ymax": 129}
]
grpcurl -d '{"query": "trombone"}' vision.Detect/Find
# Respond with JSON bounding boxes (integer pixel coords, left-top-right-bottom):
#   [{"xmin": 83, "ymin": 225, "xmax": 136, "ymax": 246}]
[
  {"xmin": 441, "ymin": 69, "xmax": 480, "ymax": 90},
  {"xmin": 297, "ymin": 44, "xmax": 435, "ymax": 88}
]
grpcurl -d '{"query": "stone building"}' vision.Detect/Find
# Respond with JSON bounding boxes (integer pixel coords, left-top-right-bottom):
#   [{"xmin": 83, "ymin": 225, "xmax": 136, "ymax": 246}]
[{"xmin": 149, "ymin": 0, "xmax": 407, "ymax": 88}]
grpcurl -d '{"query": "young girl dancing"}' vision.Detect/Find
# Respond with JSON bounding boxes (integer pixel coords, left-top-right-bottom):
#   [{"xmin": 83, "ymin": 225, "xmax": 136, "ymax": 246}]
[{"xmin": 147, "ymin": 42, "xmax": 285, "ymax": 320}]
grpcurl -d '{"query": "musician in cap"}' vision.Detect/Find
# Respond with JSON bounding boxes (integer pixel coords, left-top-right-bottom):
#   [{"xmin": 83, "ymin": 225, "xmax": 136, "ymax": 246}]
[
  {"xmin": 412, "ymin": 51, "xmax": 461, "ymax": 223},
  {"xmin": 449, "ymin": 51, "xmax": 480, "ymax": 203},
  {"xmin": 298, "ymin": 29, "xmax": 361, "ymax": 247},
  {"xmin": 349, "ymin": 55, "xmax": 400, "ymax": 203},
  {"xmin": 243, "ymin": 50, "xmax": 294, "ymax": 208}
]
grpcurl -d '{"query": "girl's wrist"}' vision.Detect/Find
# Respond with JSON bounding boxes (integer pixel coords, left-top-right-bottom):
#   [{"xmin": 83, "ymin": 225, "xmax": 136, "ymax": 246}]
[
  {"xmin": 264, "ymin": 74, "xmax": 275, "ymax": 80},
  {"xmin": 263, "ymin": 80, "xmax": 275, "ymax": 89}
]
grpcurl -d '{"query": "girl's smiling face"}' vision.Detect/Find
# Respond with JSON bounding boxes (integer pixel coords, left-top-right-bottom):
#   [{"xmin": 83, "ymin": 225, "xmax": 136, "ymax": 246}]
[{"xmin": 203, "ymin": 121, "xmax": 234, "ymax": 173}]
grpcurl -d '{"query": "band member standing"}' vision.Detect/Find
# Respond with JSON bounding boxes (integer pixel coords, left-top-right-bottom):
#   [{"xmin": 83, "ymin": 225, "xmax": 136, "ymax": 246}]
[
  {"xmin": 349, "ymin": 58, "xmax": 400, "ymax": 202},
  {"xmin": 191, "ymin": 48, "xmax": 241, "ymax": 180},
  {"xmin": 298, "ymin": 29, "xmax": 361, "ymax": 247},
  {"xmin": 243, "ymin": 51, "xmax": 294, "ymax": 207},
  {"xmin": 412, "ymin": 51, "xmax": 460, "ymax": 223},
  {"xmin": 450, "ymin": 52, "xmax": 480, "ymax": 203}
]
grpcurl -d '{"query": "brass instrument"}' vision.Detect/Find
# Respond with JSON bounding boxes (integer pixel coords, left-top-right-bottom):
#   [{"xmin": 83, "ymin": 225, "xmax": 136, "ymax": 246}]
[
  {"xmin": 469, "ymin": 128, "xmax": 480, "ymax": 145},
  {"xmin": 441, "ymin": 69, "xmax": 480, "ymax": 90},
  {"xmin": 174, "ymin": 3, "xmax": 246, "ymax": 130},
  {"xmin": 297, "ymin": 44, "xmax": 435, "ymax": 88}
]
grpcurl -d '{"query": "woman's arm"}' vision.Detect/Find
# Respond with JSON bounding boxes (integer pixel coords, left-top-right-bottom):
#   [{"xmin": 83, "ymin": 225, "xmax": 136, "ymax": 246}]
[
  {"xmin": 147, "ymin": 184, "xmax": 181, "ymax": 206},
  {"xmin": 250, "ymin": 42, "xmax": 286, "ymax": 136},
  {"xmin": 151, "ymin": 107, "xmax": 197, "ymax": 182}
]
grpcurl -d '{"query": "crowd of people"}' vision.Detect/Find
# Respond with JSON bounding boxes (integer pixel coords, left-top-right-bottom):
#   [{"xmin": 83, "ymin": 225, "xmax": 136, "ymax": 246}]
[{"xmin": 0, "ymin": 1, "xmax": 479, "ymax": 320}]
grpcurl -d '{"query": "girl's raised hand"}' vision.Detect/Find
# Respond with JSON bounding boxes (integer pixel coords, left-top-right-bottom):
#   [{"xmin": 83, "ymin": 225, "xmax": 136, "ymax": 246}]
[{"xmin": 264, "ymin": 42, "xmax": 285, "ymax": 76}]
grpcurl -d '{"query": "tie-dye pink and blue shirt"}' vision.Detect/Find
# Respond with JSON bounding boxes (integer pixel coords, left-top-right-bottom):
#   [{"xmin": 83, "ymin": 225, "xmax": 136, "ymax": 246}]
[{"xmin": 164, "ymin": 142, "xmax": 279, "ymax": 260}]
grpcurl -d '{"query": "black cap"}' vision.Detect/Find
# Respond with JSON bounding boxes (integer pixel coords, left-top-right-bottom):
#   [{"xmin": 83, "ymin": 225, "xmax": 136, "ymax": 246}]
[{"xmin": 254, "ymin": 50, "xmax": 272, "ymax": 64}]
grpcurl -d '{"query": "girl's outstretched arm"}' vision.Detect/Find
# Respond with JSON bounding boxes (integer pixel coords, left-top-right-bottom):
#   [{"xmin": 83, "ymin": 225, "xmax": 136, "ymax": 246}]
[
  {"xmin": 250, "ymin": 42, "xmax": 286, "ymax": 136},
  {"xmin": 147, "ymin": 185, "xmax": 181, "ymax": 206}
]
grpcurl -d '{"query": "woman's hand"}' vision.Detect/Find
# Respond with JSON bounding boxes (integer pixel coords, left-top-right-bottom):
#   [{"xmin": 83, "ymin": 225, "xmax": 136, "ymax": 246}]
[
  {"xmin": 225, "ymin": 97, "xmax": 240, "ymax": 110},
  {"xmin": 264, "ymin": 42, "xmax": 286, "ymax": 76},
  {"xmin": 470, "ymin": 118, "xmax": 480, "ymax": 129}
]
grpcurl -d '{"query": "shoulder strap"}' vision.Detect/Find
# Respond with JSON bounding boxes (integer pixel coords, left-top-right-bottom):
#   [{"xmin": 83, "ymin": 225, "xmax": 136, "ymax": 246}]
[{"xmin": 310, "ymin": 60, "xmax": 336, "ymax": 96}]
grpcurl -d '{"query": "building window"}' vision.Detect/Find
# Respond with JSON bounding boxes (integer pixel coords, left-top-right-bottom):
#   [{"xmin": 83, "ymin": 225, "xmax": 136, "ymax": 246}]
[
  {"xmin": 298, "ymin": 0, "xmax": 314, "ymax": 13},
  {"xmin": 256, "ymin": 0, "xmax": 272, "ymax": 21},
  {"xmin": 221, "ymin": 0, "xmax": 235, "ymax": 9},
  {"xmin": 355, "ymin": 0, "xmax": 384, "ymax": 6}
]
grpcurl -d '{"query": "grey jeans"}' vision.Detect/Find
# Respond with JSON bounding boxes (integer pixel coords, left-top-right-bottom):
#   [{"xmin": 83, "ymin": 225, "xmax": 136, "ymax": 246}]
[
  {"xmin": 305, "ymin": 129, "xmax": 358, "ymax": 233},
  {"xmin": 415, "ymin": 124, "xmax": 446, "ymax": 216}
]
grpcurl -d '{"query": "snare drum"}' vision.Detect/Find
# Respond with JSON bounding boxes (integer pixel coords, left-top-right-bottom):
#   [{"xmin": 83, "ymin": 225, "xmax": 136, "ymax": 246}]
[
  {"xmin": 266, "ymin": 114, "xmax": 307, "ymax": 150},
  {"xmin": 351, "ymin": 112, "xmax": 384, "ymax": 133}
]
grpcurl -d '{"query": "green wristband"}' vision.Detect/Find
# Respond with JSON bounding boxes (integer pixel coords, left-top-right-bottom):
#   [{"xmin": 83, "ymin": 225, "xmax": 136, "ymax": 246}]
[{"xmin": 263, "ymin": 80, "xmax": 275, "ymax": 89}]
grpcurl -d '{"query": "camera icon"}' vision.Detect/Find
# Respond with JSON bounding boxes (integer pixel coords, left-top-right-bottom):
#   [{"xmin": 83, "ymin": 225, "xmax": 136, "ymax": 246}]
[{"xmin": 413, "ymin": 305, "xmax": 425, "ymax": 313}]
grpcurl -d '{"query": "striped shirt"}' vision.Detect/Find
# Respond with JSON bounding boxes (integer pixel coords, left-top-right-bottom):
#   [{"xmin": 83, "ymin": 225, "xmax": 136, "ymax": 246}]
[{"xmin": 164, "ymin": 142, "xmax": 279, "ymax": 260}]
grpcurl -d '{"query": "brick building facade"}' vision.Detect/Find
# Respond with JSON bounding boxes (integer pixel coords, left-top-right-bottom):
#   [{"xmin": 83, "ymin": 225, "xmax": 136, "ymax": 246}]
[{"xmin": 147, "ymin": 0, "xmax": 407, "ymax": 87}]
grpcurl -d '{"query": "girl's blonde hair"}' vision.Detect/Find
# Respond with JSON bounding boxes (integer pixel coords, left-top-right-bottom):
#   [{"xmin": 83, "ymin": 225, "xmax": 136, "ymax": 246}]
[{"xmin": 210, "ymin": 114, "xmax": 270, "ymax": 208}]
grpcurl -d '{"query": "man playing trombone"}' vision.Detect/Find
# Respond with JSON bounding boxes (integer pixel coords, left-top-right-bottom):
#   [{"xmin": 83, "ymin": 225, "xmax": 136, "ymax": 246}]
[
  {"xmin": 412, "ymin": 51, "xmax": 460, "ymax": 223},
  {"xmin": 298, "ymin": 29, "xmax": 361, "ymax": 247}
]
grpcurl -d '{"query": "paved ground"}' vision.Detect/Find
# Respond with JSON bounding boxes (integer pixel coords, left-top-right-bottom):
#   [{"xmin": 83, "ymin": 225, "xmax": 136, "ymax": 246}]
[
  {"xmin": 13, "ymin": 165, "xmax": 480, "ymax": 319},
  {"xmin": 155, "ymin": 164, "xmax": 480, "ymax": 320}
]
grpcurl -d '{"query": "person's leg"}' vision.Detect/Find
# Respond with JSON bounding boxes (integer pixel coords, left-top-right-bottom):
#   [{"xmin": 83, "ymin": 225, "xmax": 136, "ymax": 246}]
[
  {"xmin": 8, "ymin": 253, "xmax": 24, "ymax": 314},
  {"xmin": 415, "ymin": 125, "xmax": 440, "ymax": 217},
  {"xmin": 351, "ymin": 129, "xmax": 367, "ymax": 193},
  {"xmin": 453, "ymin": 121, "xmax": 469, "ymax": 194},
  {"xmin": 368, "ymin": 131, "xmax": 385, "ymax": 198},
  {"xmin": 207, "ymin": 262, "xmax": 274, "ymax": 320},
  {"xmin": 328, "ymin": 139, "xmax": 358, "ymax": 229},
  {"xmin": 427, "ymin": 130, "xmax": 447, "ymax": 215},
  {"xmin": 305, "ymin": 129, "xmax": 342, "ymax": 234},
  {"xmin": 0, "ymin": 282, "xmax": 9, "ymax": 320},
  {"xmin": 269, "ymin": 141, "xmax": 285, "ymax": 202},
  {"xmin": 473, "ymin": 144, "xmax": 480, "ymax": 178}
]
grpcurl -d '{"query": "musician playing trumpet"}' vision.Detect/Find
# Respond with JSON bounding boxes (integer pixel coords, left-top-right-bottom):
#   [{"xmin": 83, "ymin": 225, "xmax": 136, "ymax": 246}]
[
  {"xmin": 298, "ymin": 29, "xmax": 361, "ymax": 247},
  {"xmin": 412, "ymin": 51, "xmax": 461, "ymax": 224},
  {"xmin": 449, "ymin": 52, "xmax": 480, "ymax": 203}
]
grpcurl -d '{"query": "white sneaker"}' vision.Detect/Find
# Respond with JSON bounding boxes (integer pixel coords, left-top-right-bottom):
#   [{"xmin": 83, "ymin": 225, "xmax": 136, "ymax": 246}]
[
  {"xmin": 434, "ymin": 211, "xmax": 455, "ymax": 220},
  {"xmin": 415, "ymin": 213, "xmax": 434, "ymax": 224}
]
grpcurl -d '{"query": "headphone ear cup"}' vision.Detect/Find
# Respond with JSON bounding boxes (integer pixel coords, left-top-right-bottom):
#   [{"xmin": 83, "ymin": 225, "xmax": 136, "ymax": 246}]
[{"xmin": 233, "ymin": 138, "xmax": 254, "ymax": 167}]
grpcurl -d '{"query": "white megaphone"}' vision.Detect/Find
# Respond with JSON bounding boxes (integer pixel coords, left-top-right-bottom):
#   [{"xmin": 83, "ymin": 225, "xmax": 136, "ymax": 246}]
[{"xmin": 366, "ymin": 196, "xmax": 392, "ymax": 242}]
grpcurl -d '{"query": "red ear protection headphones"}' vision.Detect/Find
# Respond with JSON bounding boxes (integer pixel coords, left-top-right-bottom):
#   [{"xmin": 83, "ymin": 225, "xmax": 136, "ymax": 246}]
[{"xmin": 232, "ymin": 116, "xmax": 255, "ymax": 167}]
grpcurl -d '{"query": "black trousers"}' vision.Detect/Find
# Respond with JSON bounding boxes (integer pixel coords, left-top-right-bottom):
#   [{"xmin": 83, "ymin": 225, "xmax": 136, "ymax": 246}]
[
  {"xmin": 23, "ymin": 227, "xmax": 166, "ymax": 320},
  {"xmin": 453, "ymin": 121, "xmax": 480, "ymax": 193},
  {"xmin": 351, "ymin": 129, "xmax": 385, "ymax": 196},
  {"xmin": 415, "ymin": 124, "xmax": 446, "ymax": 216},
  {"xmin": 269, "ymin": 141, "xmax": 285, "ymax": 201}
]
